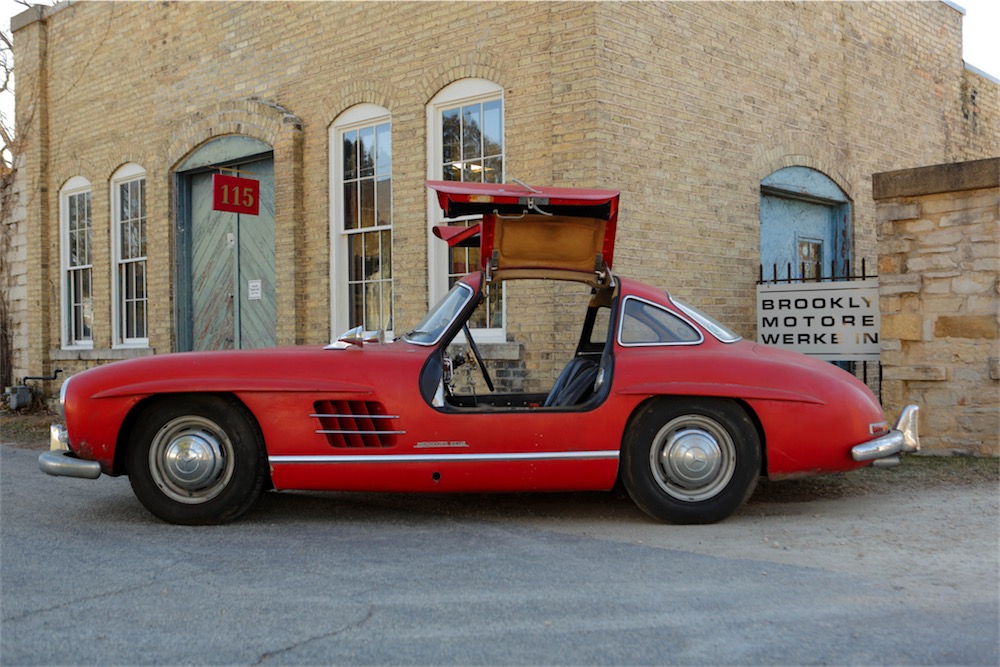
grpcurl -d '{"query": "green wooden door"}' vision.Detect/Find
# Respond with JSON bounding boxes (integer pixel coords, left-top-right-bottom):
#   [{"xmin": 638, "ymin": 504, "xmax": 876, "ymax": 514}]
[{"xmin": 177, "ymin": 139, "xmax": 276, "ymax": 352}]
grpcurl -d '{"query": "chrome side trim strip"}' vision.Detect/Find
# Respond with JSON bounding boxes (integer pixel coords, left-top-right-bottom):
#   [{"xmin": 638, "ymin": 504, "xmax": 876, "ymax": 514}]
[
  {"xmin": 315, "ymin": 430, "xmax": 407, "ymax": 435},
  {"xmin": 310, "ymin": 414, "xmax": 400, "ymax": 419},
  {"xmin": 270, "ymin": 450, "xmax": 620, "ymax": 465}
]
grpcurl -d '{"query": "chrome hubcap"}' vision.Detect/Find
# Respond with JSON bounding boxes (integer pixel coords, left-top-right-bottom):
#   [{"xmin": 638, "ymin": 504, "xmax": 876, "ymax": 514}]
[
  {"xmin": 149, "ymin": 416, "xmax": 234, "ymax": 504},
  {"xmin": 650, "ymin": 415, "xmax": 736, "ymax": 502},
  {"xmin": 164, "ymin": 432, "xmax": 225, "ymax": 491}
]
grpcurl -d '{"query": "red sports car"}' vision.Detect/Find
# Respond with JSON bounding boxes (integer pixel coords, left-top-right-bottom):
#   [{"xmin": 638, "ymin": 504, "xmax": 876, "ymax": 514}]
[{"xmin": 41, "ymin": 180, "xmax": 919, "ymax": 525}]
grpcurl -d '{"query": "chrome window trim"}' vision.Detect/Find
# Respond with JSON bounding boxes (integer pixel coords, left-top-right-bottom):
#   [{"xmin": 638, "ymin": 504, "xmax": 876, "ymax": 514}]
[
  {"xmin": 669, "ymin": 295, "xmax": 742, "ymax": 344},
  {"xmin": 403, "ymin": 282, "xmax": 475, "ymax": 347},
  {"xmin": 617, "ymin": 295, "xmax": 704, "ymax": 348}
]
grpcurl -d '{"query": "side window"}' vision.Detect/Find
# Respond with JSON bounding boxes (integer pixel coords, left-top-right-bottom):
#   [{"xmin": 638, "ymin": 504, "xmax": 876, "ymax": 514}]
[
  {"xmin": 111, "ymin": 164, "xmax": 148, "ymax": 347},
  {"xmin": 60, "ymin": 177, "xmax": 93, "ymax": 348},
  {"xmin": 427, "ymin": 79, "xmax": 505, "ymax": 341},
  {"xmin": 331, "ymin": 105, "xmax": 393, "ymax": 337},
  {"xmin": 619, "ymin": 298, "xmax": 702, "ymax": 346}
]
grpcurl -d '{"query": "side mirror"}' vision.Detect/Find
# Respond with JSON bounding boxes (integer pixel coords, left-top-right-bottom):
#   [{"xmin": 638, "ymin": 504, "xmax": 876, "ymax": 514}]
[{"xmin": 324, "ymin": 326, "xmax": 384, "ymax": 350}]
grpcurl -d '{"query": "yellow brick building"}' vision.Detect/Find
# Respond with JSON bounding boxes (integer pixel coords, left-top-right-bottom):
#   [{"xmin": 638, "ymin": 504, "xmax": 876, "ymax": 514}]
[{"xmin": 6, "ymin": 1, "xmax": 997, "ymax": 399}]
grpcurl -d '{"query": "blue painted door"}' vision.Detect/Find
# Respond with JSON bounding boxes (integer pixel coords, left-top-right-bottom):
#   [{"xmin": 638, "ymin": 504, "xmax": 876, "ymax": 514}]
[
  {"xmin": 760, "ymin": 195, "xmax": 835, "ymax": 281},
  {"xmin": 188, "ymin": 159, "xmax": 276, "ymax": 350},
  {"xmin": 760, "ymin": 167, "xmax": 851, "ymax": 282}
]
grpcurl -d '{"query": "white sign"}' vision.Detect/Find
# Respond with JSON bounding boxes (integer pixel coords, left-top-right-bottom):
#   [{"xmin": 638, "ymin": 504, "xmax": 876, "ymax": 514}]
[
  {"xmin": 247, "ymin": 279, "xmax": 262, "ymax": 301},
  {"xmin": 756, "ymin": 279, "xmax": 880, "ymax": 361}
]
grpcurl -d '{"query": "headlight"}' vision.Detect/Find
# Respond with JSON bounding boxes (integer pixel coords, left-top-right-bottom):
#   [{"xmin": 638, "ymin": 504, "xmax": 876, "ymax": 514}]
[{"xmin": 58, "ymin": 375, "xmax": 71, "ymax": 420}]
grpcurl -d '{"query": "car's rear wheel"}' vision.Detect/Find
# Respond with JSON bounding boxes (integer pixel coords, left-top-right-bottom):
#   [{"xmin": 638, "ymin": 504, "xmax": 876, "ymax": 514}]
[
  {"xmin": 127, "ymin": 395, "xmax": 267, "ymax": 525},
  {"xmin": 622, "ymin": 397, "xmax": 760, "ymax": 524}
]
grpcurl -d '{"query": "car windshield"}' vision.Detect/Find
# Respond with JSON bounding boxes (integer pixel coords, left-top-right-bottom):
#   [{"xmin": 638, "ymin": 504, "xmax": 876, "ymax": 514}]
[
  {"xmin": 669, "ymin": 296, "xmax": 742, "ymax": 343},
  {"xmin": 403, "ymin": 282, "xmax": 475, "ymax": 346}
]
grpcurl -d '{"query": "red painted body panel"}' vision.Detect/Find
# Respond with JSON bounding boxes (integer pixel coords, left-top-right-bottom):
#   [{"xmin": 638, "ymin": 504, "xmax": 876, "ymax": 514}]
[{"xmin": 60, "ymin": 279, "xmax": 886, "ymax": 492}]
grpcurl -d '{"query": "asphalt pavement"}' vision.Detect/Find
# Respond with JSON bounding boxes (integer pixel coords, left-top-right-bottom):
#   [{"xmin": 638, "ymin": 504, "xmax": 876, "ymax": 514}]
[{"xmin": 2, "ymin": 444, "xmax": 997, "ymax": 666}]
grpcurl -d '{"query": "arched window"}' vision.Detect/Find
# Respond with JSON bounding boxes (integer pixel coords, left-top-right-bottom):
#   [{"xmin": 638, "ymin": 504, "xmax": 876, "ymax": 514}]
[
  {"xmin": 60, "ymin": 176, "xmax": 93, "ymax": 348},
  {"xmin": 111, "ymin": 163, "xmax": 148, "ymax": 346},
  {"xmin": 330, "ymin": 104, "xmax": 393, "ymax": 337},
  {"xmin": 426, "ymin": 79, "xmax": 505, "ymax": 341}
]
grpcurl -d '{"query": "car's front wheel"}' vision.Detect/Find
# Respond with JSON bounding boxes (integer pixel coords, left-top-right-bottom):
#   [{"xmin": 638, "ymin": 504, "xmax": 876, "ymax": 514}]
[
  {"xmin": 622, "ymin": 397, "xmax": 760, "ymax": 524},
  {"xmin": 126, "ymin": 395, "xmax": 267, "ymax": 525}
]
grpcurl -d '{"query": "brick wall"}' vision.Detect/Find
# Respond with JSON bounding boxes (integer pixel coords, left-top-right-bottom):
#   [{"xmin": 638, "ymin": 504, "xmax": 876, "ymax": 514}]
[
  {"xmin": 875, "ymin": 158, "xmax": 999, "ymax": 455},
  {"xmin": 8, "ymin": 1, "xmax": 998, "ymax": 398}
]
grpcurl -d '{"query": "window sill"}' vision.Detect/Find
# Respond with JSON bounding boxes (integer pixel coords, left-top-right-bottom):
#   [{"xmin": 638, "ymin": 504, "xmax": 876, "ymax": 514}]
[{"xmin": 51, "ymin": 347, "xmax": 156, "ymax": 362}]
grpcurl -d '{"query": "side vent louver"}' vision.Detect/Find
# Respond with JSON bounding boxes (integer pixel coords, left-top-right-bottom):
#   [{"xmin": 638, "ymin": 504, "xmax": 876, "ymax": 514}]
[{"xmin": 311, "ymin": 401, "xmax": 402, "ymax": 448}]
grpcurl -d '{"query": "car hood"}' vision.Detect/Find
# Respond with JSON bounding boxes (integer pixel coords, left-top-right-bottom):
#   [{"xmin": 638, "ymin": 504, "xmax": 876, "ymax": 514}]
[{"xmin": 69, "ymin": 343, "xmax": 428, "ymax": 400}]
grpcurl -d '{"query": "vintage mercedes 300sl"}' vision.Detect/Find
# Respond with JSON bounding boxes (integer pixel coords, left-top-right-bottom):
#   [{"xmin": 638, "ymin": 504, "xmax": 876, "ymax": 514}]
[{"xmin": 41, "ymin": 180, "xmax": 919, "ymax": 525}]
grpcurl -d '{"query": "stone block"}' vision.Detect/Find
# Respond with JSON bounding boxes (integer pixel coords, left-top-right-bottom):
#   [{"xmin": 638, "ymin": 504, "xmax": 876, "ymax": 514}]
[
  {"xmin": 934, "ymin": 316, "xmax": 998, "ymax": 339},
  {"xmin": 953, "ymin": 274, "xmax": 997, "ymax": 295},
  {"xmin": 882, "ymin": 365, "xmax": 948, "ymax": 381},
  {"xmin": 878, "ymin": 274, "xmax": 921, "ymax": 296},
  {"xmin": 875, "ymin": 203, "xmax": 920, "ymax": 222},
  {"xmin": 881, "ymin": 313, "xmax": 924, "ymax": 340}
]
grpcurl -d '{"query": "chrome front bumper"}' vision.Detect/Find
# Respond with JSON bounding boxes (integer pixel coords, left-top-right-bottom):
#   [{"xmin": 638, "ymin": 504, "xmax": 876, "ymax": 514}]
[
  {"xmin": 851, "ymin": 405, "xmax": 920, "ymax": 467},
  {"xmin": 38, "ymin": 424, "xmax": 102, "ymax": 480}
]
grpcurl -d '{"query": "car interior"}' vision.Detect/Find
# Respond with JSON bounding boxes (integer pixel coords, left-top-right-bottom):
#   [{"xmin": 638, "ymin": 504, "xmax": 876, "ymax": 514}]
[{"xmin": 424, "ymin": 279, "xmax": 618, "ymax": 412}]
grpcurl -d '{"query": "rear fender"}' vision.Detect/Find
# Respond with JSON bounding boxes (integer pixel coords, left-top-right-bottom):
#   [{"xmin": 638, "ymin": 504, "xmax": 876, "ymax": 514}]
[{"xmin": 621, "ymin": 395, "xmax": 768, "ymax": 476}]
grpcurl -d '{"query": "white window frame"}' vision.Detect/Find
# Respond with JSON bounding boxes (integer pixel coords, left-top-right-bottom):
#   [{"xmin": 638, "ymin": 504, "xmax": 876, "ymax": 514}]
[
  {"xmin": 329, "ymin": 104, "xmax": 393, "ymax": 340},
  {"xmin": 60, "ymin": 177, "xmax": 94, "ymax": 349},
  {"xmin": 110, "ymin": 163, "xmax": 149, "ymax": 348},
  {"xmin": 426, "ymin": 78, "xmax": 506, "ymax": 343}
]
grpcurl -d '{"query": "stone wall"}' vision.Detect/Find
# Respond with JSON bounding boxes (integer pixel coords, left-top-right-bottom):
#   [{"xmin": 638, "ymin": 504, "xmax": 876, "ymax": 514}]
[{"xmin": 875, "ymin": 158, "xmax": 999, "ymax": 456}]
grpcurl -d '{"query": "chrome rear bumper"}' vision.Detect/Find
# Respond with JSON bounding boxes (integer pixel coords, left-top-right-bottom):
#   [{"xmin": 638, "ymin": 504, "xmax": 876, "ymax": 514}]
[
  {"xmin": 851, "ymin": 405, "xmax": 920, "ymax": 467},
  {"xmin": 38, "ymin": 424, "xmax": 102, "ymax": 480}
]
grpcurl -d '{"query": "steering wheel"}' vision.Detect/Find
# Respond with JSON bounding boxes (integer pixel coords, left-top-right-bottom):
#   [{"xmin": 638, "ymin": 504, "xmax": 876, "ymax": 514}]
[{"xmin": 463, "ymin": 324, "xmax": 495, "ymax": 392}]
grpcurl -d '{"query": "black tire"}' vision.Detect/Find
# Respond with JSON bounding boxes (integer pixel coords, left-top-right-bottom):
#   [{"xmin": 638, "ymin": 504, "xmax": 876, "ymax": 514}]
[
  {"xmin": 126, "ymin": 395, "xmax": 267, "ymax": 525},
  {"xmin": 622, "ymin": 397, "xmax": 760, "ymax": 524}
]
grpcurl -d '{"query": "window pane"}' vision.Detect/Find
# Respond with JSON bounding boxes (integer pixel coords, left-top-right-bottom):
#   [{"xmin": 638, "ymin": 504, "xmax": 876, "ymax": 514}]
[
  {"xmin": 69, "ymin": 230, "xmax": 79, "ymax": 267},
  {"xmin": 343, "ymin": 130, "xmax": 357, "ymax": 178},
  {"xmin": 483, "ymin": 156, "xmax": 503, "ymax": 184},
  {"xmin": 380, "ymin": 229, "xmax": 392, "ymax": 280},
  {"xmin": 120, "ymin": 183, "xmax": 131, "ymax": 221},
  {"xmin": 376, "ymin": 177, "xmax": 391, "ymax": 227},
  {"xmin": 443, "ymin": 162, "xmax": 461, "ymax": 182},
  {"xmin": 349, "ymin": 234, "xmax": 364, "ymax": 282},
  {"xmin": 621, "ymin": 300, "xmax": 701, "ymax": 344},
  {"xmin": 462, "ymin": 103, "xmax": 482, "ymax": 159},
  {"xmin": 359, "ymin": 126, "xmax": 375, "ymax": 178},
  {"xmin": 483, "ymin": 99, "xmax": 502, "ymax": 157},
  {"xmin": 360, "ymin": 179, "xmax": 375, "ymax": 228},
  {"xmin": 124, "ymin": 263, "xmax": 134, "ymax": 299},
  {"xmin": 81, "ymin": 269, "xmax": 92, "ymax": 339},
  {"xmin": 487, "ymin": 284, "xmax": 503, "ymax": 328},
  {"xmin": 364, "ymin": 230, "xmax": 380, "ymax": 281},
  {"xmin": 383, "ymin": 281, "xmax": 393, "ymax": 332},
  {"xmin": 364, "ymin": 282, "xmax": 379, "ymax": 331},
  {"xmin": 350, "ymin": 283, "xmax": 364, "ymax": 329},
  {"xmin": 134, "ymin": 300, "xmax": 146, "ymax": 338},
  {"xmin": 343, "ymin": 182, "xmax": 359, "ymax": 229},
  {"xmin": 441, "ymin": 108, "xmax": 460, "ymax": 165},
  {"xmin": 376, "ymin": 123, "xmax": 391, "ymax": 176}
]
